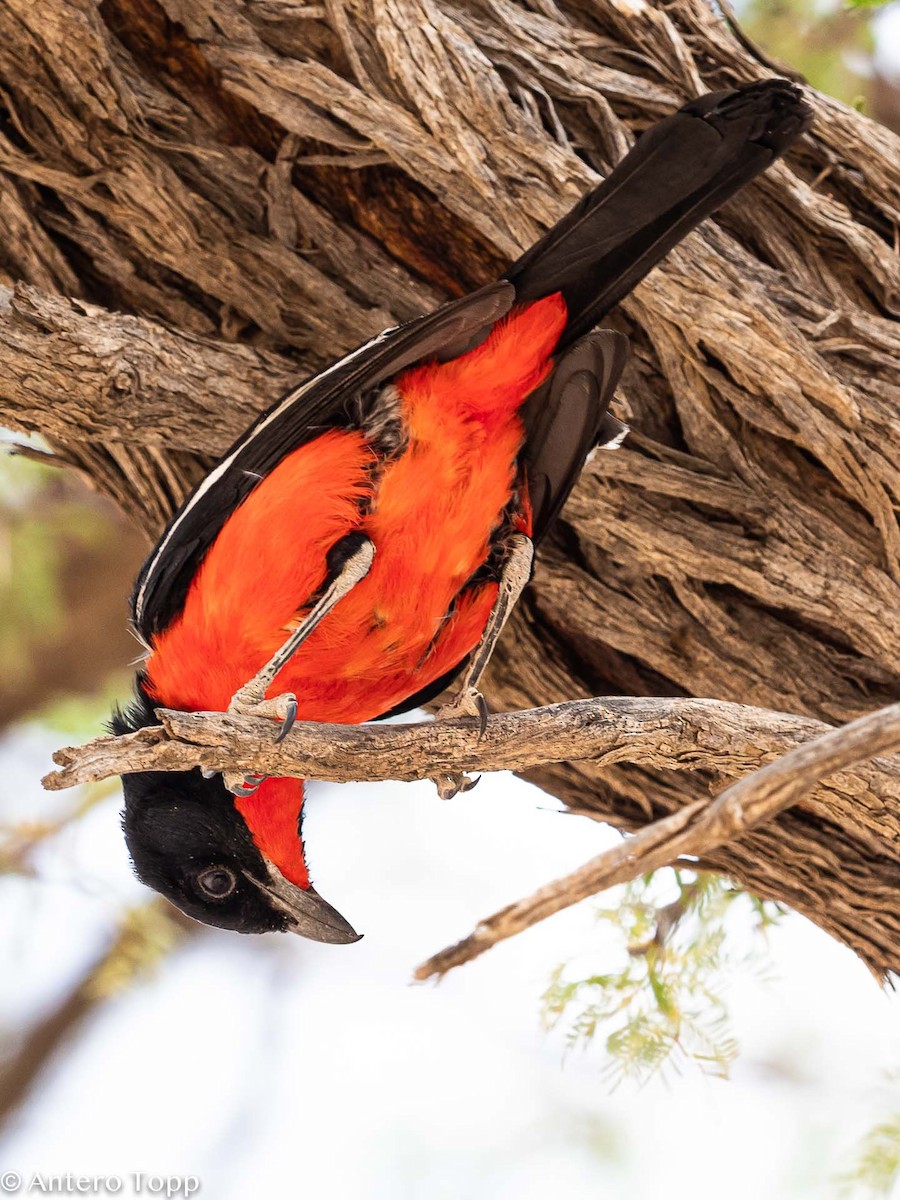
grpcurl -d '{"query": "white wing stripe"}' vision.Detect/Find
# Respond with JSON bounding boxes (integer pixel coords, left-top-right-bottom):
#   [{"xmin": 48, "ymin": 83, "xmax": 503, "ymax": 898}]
[{"xmin": 133, "ymin": 326, "xmax": 395, "ymax": 627}]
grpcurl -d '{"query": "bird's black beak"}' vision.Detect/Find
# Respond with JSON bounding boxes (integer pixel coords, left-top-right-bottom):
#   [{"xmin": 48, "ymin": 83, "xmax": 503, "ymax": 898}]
[{"xmin": 245, "ymin": 862, "xmax": 361, "ymax": 944}]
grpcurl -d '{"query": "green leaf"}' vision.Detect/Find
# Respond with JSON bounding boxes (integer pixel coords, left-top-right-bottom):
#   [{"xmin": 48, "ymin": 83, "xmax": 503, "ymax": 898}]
[
  {"xmin": 838, "ymin": 1113, "xmax": 900, "ymax": 1196},
  {"xmin": 542, "ymin": 870, "xmax": 784, "ymax": 1085}
]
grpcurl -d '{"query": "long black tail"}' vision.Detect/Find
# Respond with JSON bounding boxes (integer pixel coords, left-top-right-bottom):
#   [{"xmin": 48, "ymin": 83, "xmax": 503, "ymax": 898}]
[{"xmin": 505, "ymin": 79, "xmax": 811, "ymax": 349}]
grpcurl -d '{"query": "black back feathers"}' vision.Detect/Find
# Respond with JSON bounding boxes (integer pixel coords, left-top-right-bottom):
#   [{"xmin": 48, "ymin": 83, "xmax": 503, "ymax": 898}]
[{"xmin": 505, "ymin": 79, "xmax": 811, "ymax": 350}]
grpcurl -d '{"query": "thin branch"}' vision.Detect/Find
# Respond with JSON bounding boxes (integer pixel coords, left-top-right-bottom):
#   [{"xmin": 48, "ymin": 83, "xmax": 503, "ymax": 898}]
[
  {"xmin": 43, "ymin": 698, "xmax": 900, "ymax": 806},
  {"xmin": 415, "ymin": 702, "xmax": 900, "ymax": 979},
  {"xmin": 41, "ymin": 697, "xmax": 900, "ymax": 977}
]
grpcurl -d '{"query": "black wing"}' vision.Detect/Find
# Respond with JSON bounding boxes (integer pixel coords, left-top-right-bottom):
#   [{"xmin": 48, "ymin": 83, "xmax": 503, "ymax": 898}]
[
  {"xmin": 521, "ymin": 330, "xmax": 629, "ymax": 542},
  {"xmin": 131, "ymin": 282, "xmax": 515, "ymax": 643}
]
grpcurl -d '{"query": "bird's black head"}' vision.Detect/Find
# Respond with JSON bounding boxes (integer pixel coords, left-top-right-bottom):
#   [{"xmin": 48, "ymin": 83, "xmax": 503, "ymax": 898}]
[
  {"xmin": 113, "ymin": 682, "xmax": 359, "ymax": 940},
  {"xmin": 120, "ymin": 767, "xmax": 360, "ymax": 940},
  {"xmin": 121, "ymin": 767, "xmax": 286, "ymax": 934}
]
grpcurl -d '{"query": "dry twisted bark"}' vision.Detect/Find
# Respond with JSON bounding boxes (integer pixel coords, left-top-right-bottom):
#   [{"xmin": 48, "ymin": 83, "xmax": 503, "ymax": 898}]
[
  {"xmin": 1, "ymin": 0, "xmax": 898, "ymax": 971},
  {"xmin": 40, "ymin": 698, "xmax": 900, "ymax": 819}
]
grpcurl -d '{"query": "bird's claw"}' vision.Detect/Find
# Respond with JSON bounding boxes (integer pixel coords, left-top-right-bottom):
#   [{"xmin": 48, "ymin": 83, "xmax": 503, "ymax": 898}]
[
  {"xmin": 431, "ymin": 687, "xmax": 488, "ymax": 796},
  {"xmin": 273, "ymin": 696, "xmax": 298, "ymax": 744},
  {"xmin": 228, "ymin": 688, "xmax": 297, "ymax": 724},
  {"xmin": 222, "ymin": 691, "xmax": 297, "ymax": 795},
  {"xmin": 228, "ymin": 689, "xmax": 297, "ymax": 745},
  {"xmin": 431, "ymin": 772, "xmax": 481, "ymax": 801},
  {"xmin": 434, "ymin": 687, "xmax": 490, "ymax": 738},
  {"xmin": 223, "ymin": 770, "xmax": 267, "ymax": 797}
]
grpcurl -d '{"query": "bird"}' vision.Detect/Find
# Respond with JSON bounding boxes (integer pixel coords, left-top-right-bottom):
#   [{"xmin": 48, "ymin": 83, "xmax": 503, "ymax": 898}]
[{"xmin": 113, "ymin": 79, "xmax": 811, "ymax": 941}]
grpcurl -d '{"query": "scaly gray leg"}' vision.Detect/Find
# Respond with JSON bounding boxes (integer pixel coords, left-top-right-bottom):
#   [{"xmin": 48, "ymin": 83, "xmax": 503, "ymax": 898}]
[
  {"xmin": 224, "ymin": 534, "xmax": 375, "ymax": 796},
  {"xmin": 432, "ymin": 533, "xmax": 534, "ymax": 800}
]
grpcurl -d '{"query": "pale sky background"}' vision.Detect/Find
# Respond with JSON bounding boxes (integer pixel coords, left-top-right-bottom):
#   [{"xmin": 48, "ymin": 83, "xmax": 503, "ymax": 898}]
[{"xmin": 875, "ymin": 6, "xmax": 900, "ymax": 74}]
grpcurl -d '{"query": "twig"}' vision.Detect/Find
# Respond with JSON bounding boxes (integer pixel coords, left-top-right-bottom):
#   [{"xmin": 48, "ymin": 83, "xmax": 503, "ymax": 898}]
[
  {"xmin": 43, "ymin": 696, "xmax": 900, "ymax": 794},
  {"xmin": 414, "ymin": 702, "xmax": 900, "ymax": 979}
]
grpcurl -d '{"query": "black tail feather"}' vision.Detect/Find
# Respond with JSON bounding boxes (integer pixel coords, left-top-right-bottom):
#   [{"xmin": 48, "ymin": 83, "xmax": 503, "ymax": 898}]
[{"xmin": 505, "ymin": 79, "xmax": 812, "ymax": 348}]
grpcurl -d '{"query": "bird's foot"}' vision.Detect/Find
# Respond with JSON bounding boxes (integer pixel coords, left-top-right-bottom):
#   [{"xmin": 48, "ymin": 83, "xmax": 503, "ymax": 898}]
[
  {"xmin": 223, "ymin": 769, "xmax": 267, "ymax": 797},
  {"xmin": 228, "ymin": 686, "xmax": 298, "ymax": 738},
  {"xmin": 433, "ymin": 686, "xmax": 490, "ymax": 737},
  {"xmin": 430, "ymin": 687, "xmax": 489, "ymax": 799},
  {"xmin": 223, "ymin": 689, "xmax": 298, "ymax": 796},
  {"xmin": 431, "ymin": 771, "xmax": 481, "ymax": 802}
]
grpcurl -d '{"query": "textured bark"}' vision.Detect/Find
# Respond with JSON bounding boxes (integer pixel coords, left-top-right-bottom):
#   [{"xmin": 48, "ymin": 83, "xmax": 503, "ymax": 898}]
[
  {"xmin": 1, "ymin": 0, "xmax": 898, "ymax": 972},
  {"xmin": 40, "ymin": 700, "xmax": 900, "ymax": 829}
]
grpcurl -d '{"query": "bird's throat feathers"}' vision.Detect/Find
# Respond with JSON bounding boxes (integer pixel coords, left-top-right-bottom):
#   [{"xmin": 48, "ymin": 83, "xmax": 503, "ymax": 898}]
[{"xmin": 234, "ymin": 777, "xmax": 309, "ymax": 890}]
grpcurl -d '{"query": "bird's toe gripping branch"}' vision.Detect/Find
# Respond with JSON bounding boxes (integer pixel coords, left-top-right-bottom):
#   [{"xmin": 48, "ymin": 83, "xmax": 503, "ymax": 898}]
[
  {"xmin": 223, "ymin": 691, "xmax": 298, "ymax": 794},
  {"xmin": 430, "ymin": 689, "xmax": 487, "ymax": 799},
  {"xmin": 430, "ymin": 533, "xmax": 534, "ymax": 800},
  {"xmin": 432, "ymin": 770, "xmax": 482, "ymax": 802},
  {"xmin": 436, "ymin": 686, "xmax": 491, "ymax": 735}
]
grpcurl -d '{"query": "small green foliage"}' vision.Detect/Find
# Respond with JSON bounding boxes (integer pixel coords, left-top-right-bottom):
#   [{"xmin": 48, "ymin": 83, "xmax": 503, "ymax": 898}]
[
  {"xmin": 542, "ymin": 870, "xmax": 784, "ymax": 1087},
  {"xmin": 741, "ymin": 0, "xmax": 876, "ymax": 108},
  {"xmin": 838, "ymin": 1113, "xmax": 900, "ymax": 1197},
  {"xmin": 40, "ymin": 670, "xmax": 133, "ymax": 737}
]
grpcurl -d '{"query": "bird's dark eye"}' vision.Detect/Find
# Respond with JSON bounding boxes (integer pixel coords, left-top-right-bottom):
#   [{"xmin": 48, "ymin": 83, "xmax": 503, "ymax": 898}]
[{"xmin": 195, "ymin": 866, "xmax": 237, "ymax": 899}]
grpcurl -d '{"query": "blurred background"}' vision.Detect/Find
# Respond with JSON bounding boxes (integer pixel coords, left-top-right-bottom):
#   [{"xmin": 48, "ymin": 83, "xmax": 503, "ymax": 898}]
[{"xmin": 3, "ymin": 4, "xmax": 900, "ymax": 1196}]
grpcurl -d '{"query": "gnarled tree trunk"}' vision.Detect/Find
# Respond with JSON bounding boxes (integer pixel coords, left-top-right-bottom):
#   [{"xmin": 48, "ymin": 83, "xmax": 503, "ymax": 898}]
[{"xmin": 1, "ymin": 0, "xmax": 898, "ymax": 973}]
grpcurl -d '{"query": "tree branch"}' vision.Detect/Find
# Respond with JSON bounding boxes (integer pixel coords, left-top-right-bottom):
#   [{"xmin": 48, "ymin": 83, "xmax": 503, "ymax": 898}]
[
  {"xmin": 0, "ymin": 283, "xmax": 298, "ymax": 457},
  {"xmin": 0, "ymin": 282, "xmax": 302, "ymax": 531},
  {"xmin": 415, "ymin": 701, "xmax": 900, "ymax": 979},
  {"xmin": 41, "ymin": 697, "xmax": 900, "ymax": 806},
  {"xmin": 42, "ymin": 697, "xmax": 900, "ymax": 976}
]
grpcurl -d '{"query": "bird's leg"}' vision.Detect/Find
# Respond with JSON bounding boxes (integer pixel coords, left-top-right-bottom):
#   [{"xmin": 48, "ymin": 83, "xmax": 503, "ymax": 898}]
[
  {"xmin": 437, "ymin": 533, "xmax": 534, "ymax": 728},
  {"xmin": 431, "ymin": 532, "xmax": 534, "ymax": 800},
  {"xmin": 224, "ymin": 534, "xmax": 375, "ymax": 796}
]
